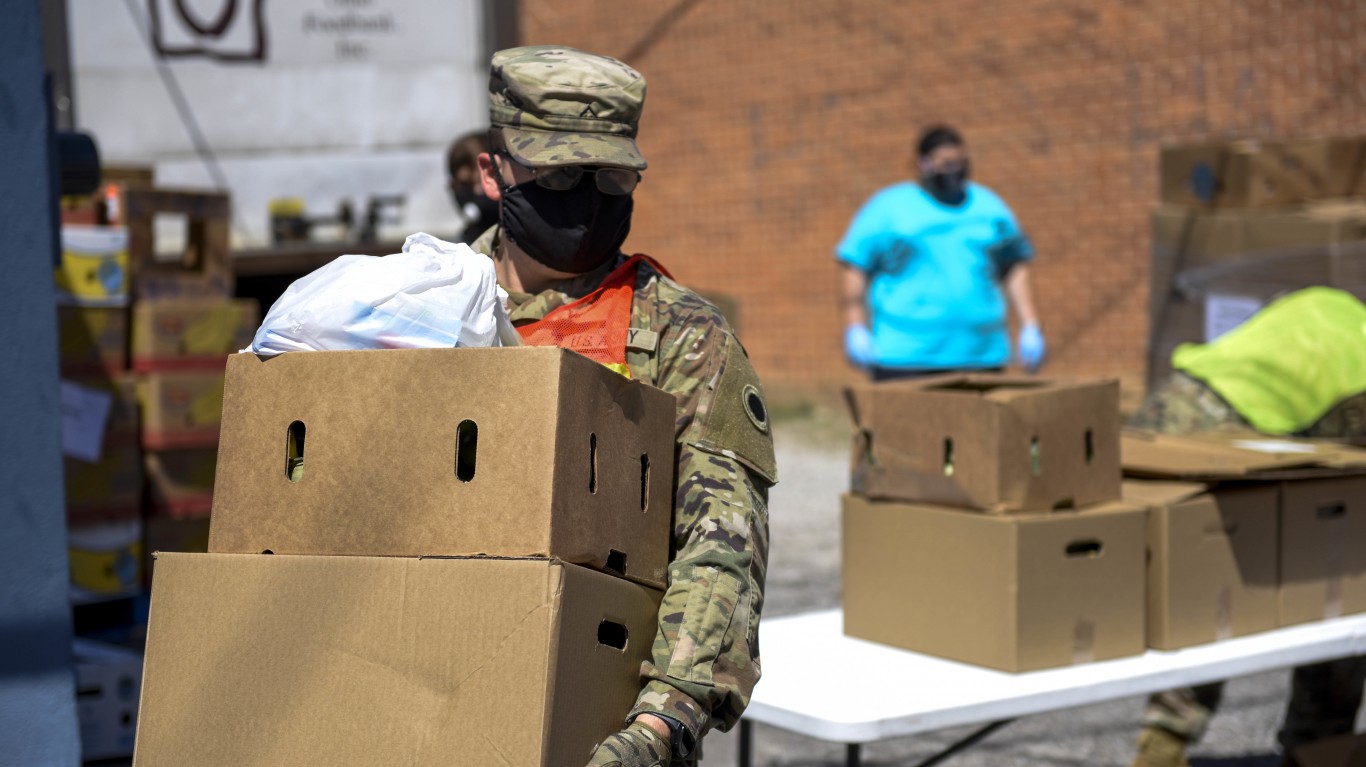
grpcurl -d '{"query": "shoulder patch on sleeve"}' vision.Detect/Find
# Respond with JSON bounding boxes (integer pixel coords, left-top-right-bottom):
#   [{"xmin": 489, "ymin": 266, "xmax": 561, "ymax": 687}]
[{"xmin": 693, "ymin": 334, "xmax": 778, "ymax": 485}]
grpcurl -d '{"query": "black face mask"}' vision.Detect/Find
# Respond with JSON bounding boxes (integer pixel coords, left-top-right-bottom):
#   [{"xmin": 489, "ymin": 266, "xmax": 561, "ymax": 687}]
[
  {"xmin": 923, "ymin": 161, "xmax": 970, "ymax": 206},
  {"xmin": 453, "ymin": 187, "xmax": 500, "ymax": 230},
  {"xmin": 498, "ymin": 173, "xmax": 633, "ymax": 275}
]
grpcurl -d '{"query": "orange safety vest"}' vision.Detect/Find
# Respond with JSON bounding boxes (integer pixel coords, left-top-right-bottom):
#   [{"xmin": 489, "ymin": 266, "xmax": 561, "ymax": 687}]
[{"xmin": 517, "ymin": 254, "xmax": 672, "ymax": 378}]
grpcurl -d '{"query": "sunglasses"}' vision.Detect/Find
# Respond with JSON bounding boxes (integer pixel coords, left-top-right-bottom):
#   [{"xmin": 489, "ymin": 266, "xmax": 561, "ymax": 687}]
[{"xmin": 497, "ymin": 152, "xmax": 640, "ymax": 196}]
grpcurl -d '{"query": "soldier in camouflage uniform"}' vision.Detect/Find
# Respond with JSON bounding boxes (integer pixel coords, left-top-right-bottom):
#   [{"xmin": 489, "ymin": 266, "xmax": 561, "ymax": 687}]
[
  {"xmin": 1130, "ymin": 371, "xmax": 1366, "ymax": 767},
  {"xmin": 468, "ymin": 46, "xmax": 775, "ymax": 767}
]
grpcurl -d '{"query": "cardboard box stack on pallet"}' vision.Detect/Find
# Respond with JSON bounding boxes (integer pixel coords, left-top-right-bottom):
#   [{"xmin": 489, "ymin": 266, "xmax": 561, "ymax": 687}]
[
  {"xmin": 840, "ymin": 375, "xmax": 1145, "ymax": 673},
  {"xmin": 1122, "ymin": 431, "xmax": 1366, "ymax": 648},
  {"xmin": 124, "ymin": 189, "xmax": 257, "ymax": 581},
  {"xmin": 1149, "ymin": 135, "xmax": 1366, "ymax": 387},
  {"xmin": 133, "ymin": 346, "xmax": 678, "ymax": 765}
]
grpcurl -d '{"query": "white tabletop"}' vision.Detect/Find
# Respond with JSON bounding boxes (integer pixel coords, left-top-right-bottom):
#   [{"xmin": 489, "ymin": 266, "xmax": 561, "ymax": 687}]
[{"xmin": 745, "ymin": 609, "xmax": 1366, "ymax": 744}]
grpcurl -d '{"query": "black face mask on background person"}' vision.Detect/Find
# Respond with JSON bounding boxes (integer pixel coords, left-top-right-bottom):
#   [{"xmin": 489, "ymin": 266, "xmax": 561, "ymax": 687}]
[
  {"xmin": 498, "ymin": 172, "xmax": 633, "ymax": 275},
  {"xmin": 453, "ymin": 187, "xmax": 500, "ymax": 230},
  {"xmin": 922, "ymin": 160, "xmax": 971, "ymax": 206}
]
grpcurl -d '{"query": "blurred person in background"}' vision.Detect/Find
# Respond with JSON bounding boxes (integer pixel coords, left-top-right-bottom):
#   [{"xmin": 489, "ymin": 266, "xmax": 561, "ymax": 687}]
[
  {"xmin": 837, "ymin": 125, "xmax": 1045, "ymax": 379},
  {"xmin": 472, "ymin": 46, "xmax": 774, "ymax": 767},
  {"xmin": 446, "ymin": 130, "xmax": 498, "ymax": 244},
  {"xmin": 1129, "ymin": 286, "xmax": 1366, "ymax": 767}
]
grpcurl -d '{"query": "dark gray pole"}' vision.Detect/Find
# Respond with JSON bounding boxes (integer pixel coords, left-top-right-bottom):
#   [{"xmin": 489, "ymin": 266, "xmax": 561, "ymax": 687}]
[{"xmin": 0, "ymin": 1, "xmax": 82, "ymax": 764}]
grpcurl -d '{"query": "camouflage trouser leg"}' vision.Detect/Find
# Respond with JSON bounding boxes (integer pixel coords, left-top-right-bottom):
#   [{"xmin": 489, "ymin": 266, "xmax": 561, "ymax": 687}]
[
  {"xmin": 1278, "ymin": 655, "xmax": 1366, "ymax": 752},
  {"xmin": 1301, "ymin": 392, "xmax": 1366, "ymax": 441},
  {"xmin": 1128, "ymin": 374, "xmax": 1251, "ymax": 434},
  {"xmin": 1142, "ymin": 683, "xmax": 1225, "ymax": 742}
]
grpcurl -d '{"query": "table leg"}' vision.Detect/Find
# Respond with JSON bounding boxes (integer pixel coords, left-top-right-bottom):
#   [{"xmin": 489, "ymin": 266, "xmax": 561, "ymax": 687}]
[
  {"xmin": 846, "ymin": 742, "xmax": 861, "ymax": 766},
  {"xmin": 911, "ymin": 719, "xmax": 1014, "ymax": 767},
  {"xmin": 738, "ymin": 719, "xmax": 753, "ymax": 767}
]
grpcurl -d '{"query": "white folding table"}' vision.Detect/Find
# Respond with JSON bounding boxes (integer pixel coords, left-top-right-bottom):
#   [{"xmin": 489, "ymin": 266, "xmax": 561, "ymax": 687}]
[{"xmin": 736, "ymin": 610, "xmax": 1366, "ymax": 766}]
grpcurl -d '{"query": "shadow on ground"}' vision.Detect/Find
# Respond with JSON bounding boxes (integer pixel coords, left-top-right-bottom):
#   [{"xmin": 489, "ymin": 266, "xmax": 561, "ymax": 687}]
[{"xmin": 1191, "ymin": 756, "xmax": 1282, "ymax": 767}]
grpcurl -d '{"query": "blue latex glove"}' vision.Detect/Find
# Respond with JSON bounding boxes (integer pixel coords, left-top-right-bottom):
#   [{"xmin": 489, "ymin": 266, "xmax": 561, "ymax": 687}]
[
  {"xmin": 845, "ymin": 324, "xmax": 876, "ymax": 368},
  {"xmin": 1018, "ymin": 323, "xmax": 1046, "ymax": 373}
]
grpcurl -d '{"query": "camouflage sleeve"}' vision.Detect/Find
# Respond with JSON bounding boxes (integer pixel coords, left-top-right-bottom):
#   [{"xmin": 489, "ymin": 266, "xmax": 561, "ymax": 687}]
[{"xmin": 626, "ymin": 303, "xmax": 776, "ymax": 745}]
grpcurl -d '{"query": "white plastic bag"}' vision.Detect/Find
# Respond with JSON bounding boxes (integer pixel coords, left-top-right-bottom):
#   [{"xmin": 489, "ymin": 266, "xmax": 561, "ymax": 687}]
[{"xmin": 248, "ymin": 233, "xmax": 520, "ymax": 355}]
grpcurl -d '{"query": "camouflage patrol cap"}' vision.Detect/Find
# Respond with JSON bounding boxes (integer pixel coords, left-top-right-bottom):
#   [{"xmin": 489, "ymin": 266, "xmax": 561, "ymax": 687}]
[{"xmin": 489, "ymin": 45, "xmax": 647, "ymax": 171}]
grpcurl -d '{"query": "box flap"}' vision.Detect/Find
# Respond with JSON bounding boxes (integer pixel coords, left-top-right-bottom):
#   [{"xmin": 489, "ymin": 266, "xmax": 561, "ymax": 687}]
[{"xmin": 1122, "ymin": 430, "xmax": 1327, "ymax": 478}]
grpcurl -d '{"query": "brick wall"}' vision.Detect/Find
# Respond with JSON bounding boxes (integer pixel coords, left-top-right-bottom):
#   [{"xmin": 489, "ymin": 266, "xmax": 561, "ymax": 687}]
[{"xmin": 515, "ymin": 0, "xmax": 1366, "ymax": 395}]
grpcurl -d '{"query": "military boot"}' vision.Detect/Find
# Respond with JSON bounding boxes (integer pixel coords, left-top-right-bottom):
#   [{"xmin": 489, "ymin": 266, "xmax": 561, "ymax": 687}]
[{"xmin": 1130, "ymin": 726, "xmax": 1190, "ymax": 767}]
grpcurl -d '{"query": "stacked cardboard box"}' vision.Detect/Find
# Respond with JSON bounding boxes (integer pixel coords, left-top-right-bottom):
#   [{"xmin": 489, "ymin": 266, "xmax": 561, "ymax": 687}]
[
  {"xmin": 1149, "ymin": 135, "xmax": 1366, "ymax": 387},
  {"xmin": 55, "ymin": 220, "xmax": 144, "ymax": 602},
  {"xmin": 134, "ymin": 347, "xmax": 678, "ymax": 765},
  {"xmin": 133, "ymin": 299, "xmax": 257, "ymax": 518},
  {"xmin": 840, "ymin": 374, "xmax": 1146, "ymax": 672},
  {"xmin": 1123, "ymin": 431, "xmax": 1366, "ymax": 648},
  {"xmin": 122, "ymin": 190, "xmax": 253, "ymax": 577}
]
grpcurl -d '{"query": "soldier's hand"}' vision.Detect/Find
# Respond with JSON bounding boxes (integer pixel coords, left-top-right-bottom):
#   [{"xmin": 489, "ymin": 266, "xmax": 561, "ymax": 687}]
[{"xmin": 587, "ymin": 720, "xmax": 672, "ymax": 767}]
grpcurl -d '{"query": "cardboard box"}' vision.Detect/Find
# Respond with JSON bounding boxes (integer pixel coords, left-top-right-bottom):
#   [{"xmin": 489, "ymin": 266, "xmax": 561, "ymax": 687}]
[
  {"xmin": 1122, "ymin": 431, "xmax": 1366, "ymax": 482},
  {"xmin": 1279, "ymin": 476, "xmax": 1366, "ymax": 626},
  {"xmin": 841, "ymin": 494, "xmax": 1147, "ymax": 672},
  {"xmin": 57, "ymin": 304, "xmax": 128, "ymax": 376},
  {"xmin": 1124, "ymin": 480, "xmax": 1279, "ymax": 650},
  {"xmin": 209, "ymin": 348, "xmax": 675, "ymax": 588},
  {"xmin": 131, "ymin": 298, "xmax": 260, "ymax": 373},
  {"xmin": 145, "ymin": 447, "xmax": 217, "ymax": 518},
  {"xmin": 62, "ymin": 376, "xmax": 140, "ymax": 524},
  {"xmin": 125, "ymin": 189, "xmax": 234, "ymax": 300},
  {"xmin": 69, "ymin": 520, "xmax": 143, "ymax": 602},
  {"xmin": 73, "ymin": 639, "xmax": 143, "ymax": 761},
  {"xmin": 55, "ymin": 225, "xmax": 129, "ymax": 306},
  {"xmin": 138, "ymin": 371, "xmax": 225, "ymax": 450},
  {"xmin": 134, "ymin": 553, "xmax": 661, "ymax": 766},
  {"xmin": 846, "ymin": 374, "xmax": 1121, "ymax": 513},
  {"xmin": 1159, "ymin": 137, "xmax": 1366, "ymax": 208}
]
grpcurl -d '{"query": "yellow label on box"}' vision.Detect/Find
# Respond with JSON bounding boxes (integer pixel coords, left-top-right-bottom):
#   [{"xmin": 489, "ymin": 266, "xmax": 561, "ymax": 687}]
[
  {"xmin": 56, "ymin": 226, "xmax": 130, "ymax": 306},
  {"xmin": 183, "ymin": 304, "xmax": 246, "ymax": 355}
]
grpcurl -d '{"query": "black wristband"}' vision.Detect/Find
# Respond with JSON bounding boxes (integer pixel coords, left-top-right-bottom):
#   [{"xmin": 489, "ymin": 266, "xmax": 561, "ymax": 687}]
[{"xmin": 636, "ymin": 713, "xmax": 694, "ymax": 760}]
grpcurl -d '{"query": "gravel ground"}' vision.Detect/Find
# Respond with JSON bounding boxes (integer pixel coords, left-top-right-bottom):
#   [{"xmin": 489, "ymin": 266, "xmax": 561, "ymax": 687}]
[{"xmin": 697, "ymin": 410, "xmax": 1363, "ymax": 767}]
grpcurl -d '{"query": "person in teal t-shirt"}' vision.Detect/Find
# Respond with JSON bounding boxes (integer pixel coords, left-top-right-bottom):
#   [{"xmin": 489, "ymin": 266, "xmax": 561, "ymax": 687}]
[{"xmin": 837, "ymin": 125, "xmax": 1044, "ymax": 379}]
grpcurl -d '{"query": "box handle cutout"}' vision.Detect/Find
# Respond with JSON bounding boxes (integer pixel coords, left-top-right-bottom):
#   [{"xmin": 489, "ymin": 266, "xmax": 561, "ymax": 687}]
[
  {"xmin": 1317, "ymin": 503, "xmax": 1346, "ymax": 520},
  {"xmin": 859, "ymin": 429, "xmax": 877, "ymax": 466},
  {"xmin": 261, "ymin": 549, "xmax": 274, "ymax": 555},
  {"xmin": 285, "ymin": 420, "xmax": 306, "ymax": 482},
  {"xmin": 589, "ymin": 433, "xmax": 598, "ymax": 494},
  {"xmin": 597, "ymin": 620, "xmax": 628, "ymax": 651},
  {"xmin": 606, "ymin": 549, "xmax": 627, "ymax": 576},
  {"xmin": 942, "ymin": 438, "xmax": 955, "ymax": 476},
  {"xmin": 1065, "ymin": 540, "xmax": 1103, "ymax": 558},
  {"xmin": 640, "ymin": 454, "xmax": 651, "ymax": 512},
  {"xmin": 1052, "ymin": 498, "xmax": 1075, "ymax": 511},
  {"xmin": 1030, "ymin": 436, "xmax": 1042, "ymax": 476},
  {"xmin": 455, "ymin": 420, "xmax": 478, "ymax": 482},
  {"xmin": 1084, "ymin": 429, "xmax": 1095, "ymax": 465}
]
